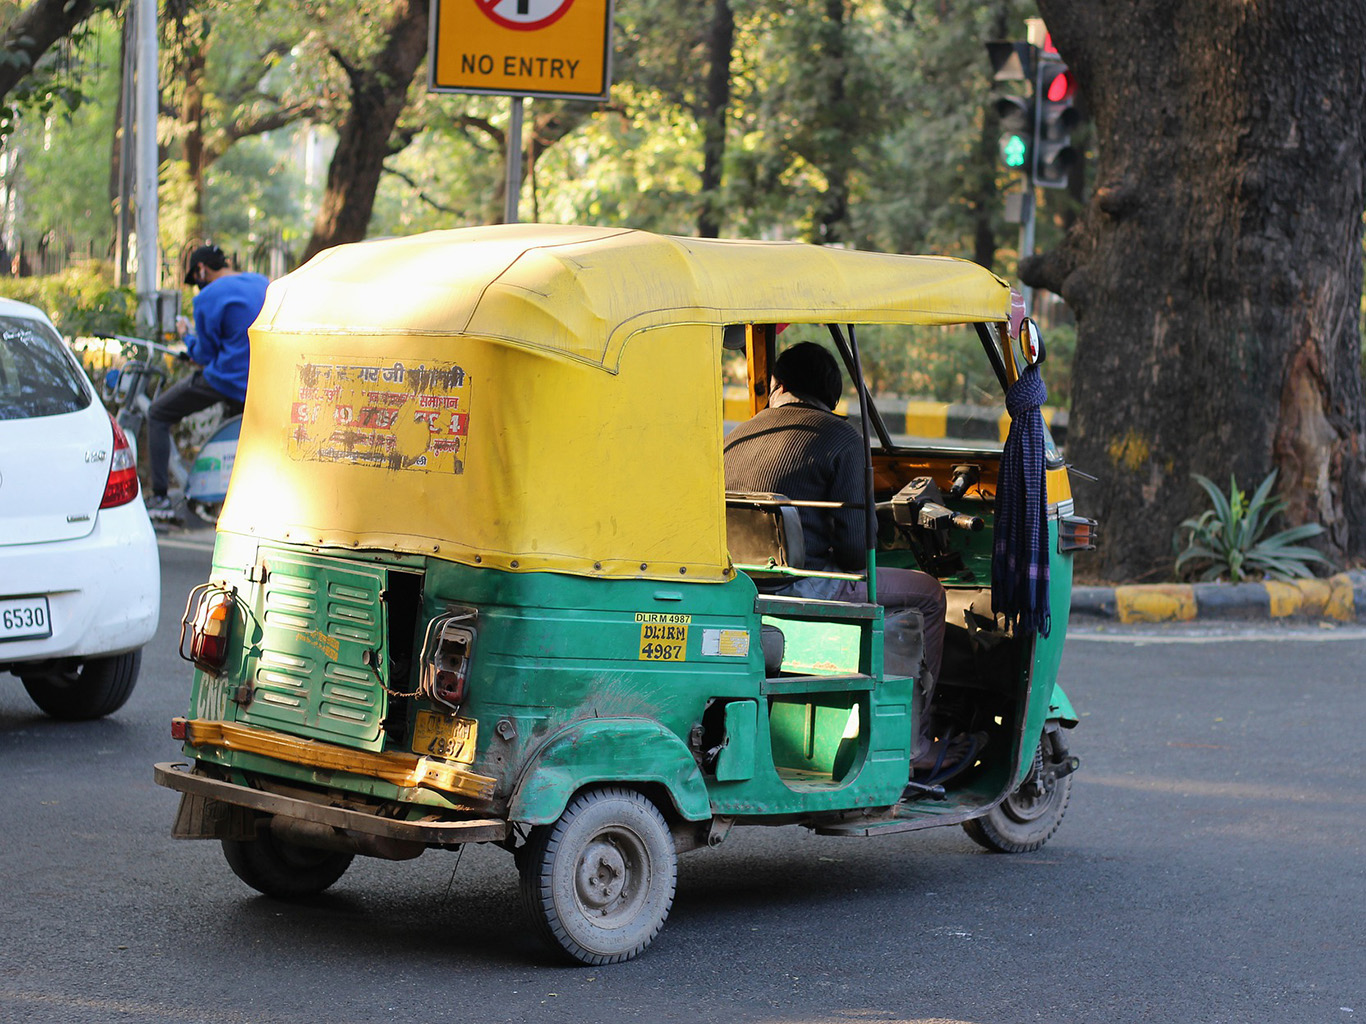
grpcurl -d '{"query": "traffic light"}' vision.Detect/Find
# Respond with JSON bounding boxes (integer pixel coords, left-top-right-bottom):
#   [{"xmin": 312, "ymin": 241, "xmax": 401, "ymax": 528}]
[
  {"xmin": 987, "ymin": 41, "xmax": 1037, "ymax": 180},
  {"xmin": 1033, "ymin": 60, "xmax": 1078, "ymax": 188},
  {"xmin": 996, "ymin": 94, "xmax": 1034, "ymax": 173}
]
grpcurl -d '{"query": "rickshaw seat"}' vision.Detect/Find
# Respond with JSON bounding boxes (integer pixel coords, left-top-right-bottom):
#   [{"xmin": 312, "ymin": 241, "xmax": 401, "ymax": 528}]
[{"xmin": 725, "ymin": 491, "xmax": 806, "ymax": 590}]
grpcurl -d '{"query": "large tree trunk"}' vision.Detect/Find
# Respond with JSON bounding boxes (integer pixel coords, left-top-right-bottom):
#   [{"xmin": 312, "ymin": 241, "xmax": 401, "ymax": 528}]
[
  {"xmin": 1022, "ymin": 0, "xmax": 1366, "ymax": 580},
  {"xmin": 179, "ymin": 30, "xmax": 209, "ymax": 237},
  {"xmin": 812, "ymin": 0, "xmax": 850, "ymax": 244},
  {"xmin": 697, "ymin": 0, "xmax": 733, "ymax": 238},
  {"xmin": 300, "ymin": 0, "xmax": 429, "ymax": 263}
]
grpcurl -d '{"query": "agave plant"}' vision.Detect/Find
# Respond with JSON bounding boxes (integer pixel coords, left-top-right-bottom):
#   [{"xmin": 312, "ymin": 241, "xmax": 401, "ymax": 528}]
[{"xmin": 1174, "ymin": 471, "xmax": 1331, "ymax": 582}]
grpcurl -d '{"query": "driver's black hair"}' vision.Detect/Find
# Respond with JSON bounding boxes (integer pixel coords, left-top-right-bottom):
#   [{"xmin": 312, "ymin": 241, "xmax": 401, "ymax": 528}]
[{"xmin": 772, "ymin": 341, "xmax": 843, "ymax": 409}]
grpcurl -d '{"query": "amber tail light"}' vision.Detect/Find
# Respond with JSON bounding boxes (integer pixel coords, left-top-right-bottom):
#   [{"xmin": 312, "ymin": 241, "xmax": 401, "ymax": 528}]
[
  {"xmin": 419, "ymin": 610, "xmax": 478, "ymax": 713},
  {"xmin": 178, "ymin": 582, "xmax": 237, "ymax": 675},
  {"xmin": 1058, "ymin": 514, "xmax": 1099, "ymax": 553}
]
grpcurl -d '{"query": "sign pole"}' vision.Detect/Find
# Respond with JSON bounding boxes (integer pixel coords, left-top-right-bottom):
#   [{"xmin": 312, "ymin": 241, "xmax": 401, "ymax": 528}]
[
  {"xmin": 428, "ymin": 0, "xmax": 614, "ymax": 226},
  {"xmin": 504, "ymin": 95, "xmax": 525, "ymax": 225}
]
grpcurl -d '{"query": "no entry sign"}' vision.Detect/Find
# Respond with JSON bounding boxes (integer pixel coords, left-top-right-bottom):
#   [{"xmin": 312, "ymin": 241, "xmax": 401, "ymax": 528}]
[{"xmin": 429, "ymin": 0, "xmax": 614, "ymax": 101}]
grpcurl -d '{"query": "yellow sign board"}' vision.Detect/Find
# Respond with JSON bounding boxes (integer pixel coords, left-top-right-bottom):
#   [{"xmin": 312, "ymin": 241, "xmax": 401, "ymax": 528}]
[{"xmin": 429, "ymin": 0, "xmax": 614, "ymax": 101}]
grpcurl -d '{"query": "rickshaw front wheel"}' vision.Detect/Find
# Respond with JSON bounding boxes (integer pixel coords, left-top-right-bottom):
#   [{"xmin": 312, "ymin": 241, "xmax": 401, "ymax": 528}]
[
  {"xmin": 519, "ymin": 786, "xmax": 678, "ymax": 966},
  {"xmin": 221, "ymin": 829, "xmax": 354, "ymax": 899},
  {"xmin": 963, "ymin": 730, "xmax": 1072, "ymax": 854}
]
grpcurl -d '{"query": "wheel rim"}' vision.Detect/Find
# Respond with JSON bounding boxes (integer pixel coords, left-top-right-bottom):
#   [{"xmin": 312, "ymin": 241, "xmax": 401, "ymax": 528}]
[
  {"xmin": 1000, "ymin": 779, "xmax": 1060, "ymax": 824},
  {"xmin": 573, "ymin": 828, "xmax": 648, "ymax": 926}
]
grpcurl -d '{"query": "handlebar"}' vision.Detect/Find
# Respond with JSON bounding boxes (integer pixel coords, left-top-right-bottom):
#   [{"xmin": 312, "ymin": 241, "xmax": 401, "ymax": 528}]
[
  {"xmin": 919, "ymin": 501, "xmax": 985, "ymax": 533},
  {"xmin": 95, "ymin": 332, "xmax": 187, "ymax": 358},
  {"xmin": 876, "ymin": 498, "xmax": 984, "ymax": 533}
]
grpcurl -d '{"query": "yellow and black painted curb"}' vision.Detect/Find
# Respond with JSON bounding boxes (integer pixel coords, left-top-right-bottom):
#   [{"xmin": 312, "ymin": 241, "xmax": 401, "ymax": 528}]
[{"xmin": 1071, "ymin": 571, "xmax": 1366, "ymax": 624}]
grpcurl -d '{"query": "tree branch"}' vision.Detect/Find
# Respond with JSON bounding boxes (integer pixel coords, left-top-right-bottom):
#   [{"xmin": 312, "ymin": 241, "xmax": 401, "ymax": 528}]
[
  {"xmin": 383, "ymin": 164, "xmax": 461, "ymax": 214},
  {"xmin": 0, "ymin": 0, "xmax": 98, "ymax": 103}
]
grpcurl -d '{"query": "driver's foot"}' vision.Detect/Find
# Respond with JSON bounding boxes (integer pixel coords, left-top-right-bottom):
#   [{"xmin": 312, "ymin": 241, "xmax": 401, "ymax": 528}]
[{"xmin": 912, "ymin": 731, "xmax": 988, "ymax": 785}]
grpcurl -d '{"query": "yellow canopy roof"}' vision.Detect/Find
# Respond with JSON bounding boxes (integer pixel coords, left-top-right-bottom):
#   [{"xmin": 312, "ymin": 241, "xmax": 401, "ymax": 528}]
[
  {"xmin": 223, "ymin": 225, "xmax": 1014, "ymax": 582},
  {"xmin": 254, "ymin": 224, "xmax": 1013, "ymax": 369}
]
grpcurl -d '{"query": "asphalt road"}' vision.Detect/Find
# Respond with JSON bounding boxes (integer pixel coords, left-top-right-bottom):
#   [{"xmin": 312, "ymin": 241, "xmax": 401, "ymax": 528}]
[{"xmin": 1, "ymin": 533, "xmax": 1363, "ymax": 1024}]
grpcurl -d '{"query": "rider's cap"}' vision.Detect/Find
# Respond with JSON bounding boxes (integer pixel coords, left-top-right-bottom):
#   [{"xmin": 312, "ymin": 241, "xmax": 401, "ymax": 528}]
[{"xmin": 184, "ymin": 244, "xmax": 227, "ymax": 284}]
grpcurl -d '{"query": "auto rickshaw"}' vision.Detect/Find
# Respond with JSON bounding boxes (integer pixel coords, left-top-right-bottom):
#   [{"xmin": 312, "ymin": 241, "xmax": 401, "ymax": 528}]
[{"xmin": 155, "ymin": 224, "xmax": 1096, "ymax": 965}]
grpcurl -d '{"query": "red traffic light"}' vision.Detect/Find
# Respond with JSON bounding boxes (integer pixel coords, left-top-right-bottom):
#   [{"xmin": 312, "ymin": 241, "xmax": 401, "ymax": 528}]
[{"xmin": 1046, "ymin": 68, "xmax": 1074, "ymax": 103}]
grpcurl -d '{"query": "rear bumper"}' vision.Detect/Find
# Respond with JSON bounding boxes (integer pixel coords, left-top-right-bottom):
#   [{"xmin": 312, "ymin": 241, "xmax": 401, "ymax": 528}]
[
  {"xmin": 0, "ymin": 502, "xmax": 159, "ymax": 664},
  {"xmin": 154, "ymin": 762, "xmax": 509, "ymax": 845}
]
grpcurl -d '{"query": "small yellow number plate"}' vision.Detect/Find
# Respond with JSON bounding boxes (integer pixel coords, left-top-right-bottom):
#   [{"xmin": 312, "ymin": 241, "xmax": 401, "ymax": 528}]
[
  {"xmin": 636, "ymin": 612, "xmax": 690, "ymax": 661},
  {"xmin": 411, "ymin": 711, "xmax": 478, "ymax": 763}
]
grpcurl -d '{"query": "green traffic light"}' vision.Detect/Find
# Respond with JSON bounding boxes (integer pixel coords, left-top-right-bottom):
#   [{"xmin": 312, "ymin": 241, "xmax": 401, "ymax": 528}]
[{"xmin": 1002, "ymin": 133, "xmax": 1028, "ymax": 168}]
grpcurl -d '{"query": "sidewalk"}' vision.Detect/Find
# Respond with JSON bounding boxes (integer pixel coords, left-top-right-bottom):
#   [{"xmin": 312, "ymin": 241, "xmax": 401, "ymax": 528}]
[{"xmin": 1070, "ymin": 570, "xmax": 1366, "ymax": 624}]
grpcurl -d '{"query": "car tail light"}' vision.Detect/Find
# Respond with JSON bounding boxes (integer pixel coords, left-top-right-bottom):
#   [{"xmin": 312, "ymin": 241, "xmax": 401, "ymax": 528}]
[
  {"xmin": 1058, "ymin": 514, "xmax": 1098, "ymax": 552},
  {"xmin": 100, "ymin": 415, "xmax": 140, "ymax": 508},
  {"xmin": 178, "ymin": 582, "xmax": 237, "ymax": 675},
  {"xmin": 419, "ymin": 610, "xmax": 477, "ymax": 712}
]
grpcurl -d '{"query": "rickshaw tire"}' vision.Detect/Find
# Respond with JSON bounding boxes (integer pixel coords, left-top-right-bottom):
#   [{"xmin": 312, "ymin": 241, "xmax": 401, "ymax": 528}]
[
  {"xmin": 20, "ymin": 650, "xmax": 140, "ymax": 720},
  {"xmin": 221, "ymin": 830, "xmax": 354, "ymax": 899},
  {"xmin": 518, "ymin": 786, "xmax": 677, "ymax": 966},
  {"xmin": 963, "ymin": 733, "xmax": 1073, "ymax": 854}
]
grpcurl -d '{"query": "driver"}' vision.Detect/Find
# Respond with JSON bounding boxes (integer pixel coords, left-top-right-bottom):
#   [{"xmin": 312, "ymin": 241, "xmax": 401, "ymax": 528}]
[{"xmin": 723, "ymin": 341, "xmax": 970, "ymax": 777}]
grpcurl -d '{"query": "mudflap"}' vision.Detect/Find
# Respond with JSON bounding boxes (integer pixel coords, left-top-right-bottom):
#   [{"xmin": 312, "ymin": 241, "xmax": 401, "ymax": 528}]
[
  {"xmin": 171, "ymin": 791, "xmax": 259, "ymax": 841},
  {"xmin": 1048, "ymin": 683, "xmax": 1079, "ymax": 728}
]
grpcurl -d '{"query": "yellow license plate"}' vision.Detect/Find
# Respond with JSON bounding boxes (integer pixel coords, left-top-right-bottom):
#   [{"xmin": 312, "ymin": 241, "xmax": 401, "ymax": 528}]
[{"xmin": 411, "ymin": 711, "xmax": 478, "ymax": 763}]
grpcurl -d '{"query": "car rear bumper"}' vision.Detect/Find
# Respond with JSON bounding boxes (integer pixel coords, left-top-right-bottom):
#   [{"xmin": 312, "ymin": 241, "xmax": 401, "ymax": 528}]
[{"xmin": 0, "ymin": 501, "xmax": 159, "ymax": 665}]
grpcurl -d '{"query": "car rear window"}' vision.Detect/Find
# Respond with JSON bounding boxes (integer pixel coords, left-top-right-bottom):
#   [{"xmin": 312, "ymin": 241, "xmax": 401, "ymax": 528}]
[{"xmin": 0, "ymin": 314, "xmax": 92, "ymax": 420}]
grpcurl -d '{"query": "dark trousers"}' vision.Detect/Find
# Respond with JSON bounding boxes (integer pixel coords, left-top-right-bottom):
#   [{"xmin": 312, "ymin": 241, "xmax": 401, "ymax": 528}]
[
  {"xmin": 835, "ymin": 568, "xmax": 948, "ymax": 759},
  {"xmin": 147, "ymin": 371, "xmax": 241, "ymax": 495}
]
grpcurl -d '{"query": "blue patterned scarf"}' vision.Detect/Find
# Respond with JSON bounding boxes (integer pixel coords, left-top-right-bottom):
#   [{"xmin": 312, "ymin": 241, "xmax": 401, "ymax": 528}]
[{"xmin": 992, "ymin": 365, "xmax": 1051, "ymax": 636}]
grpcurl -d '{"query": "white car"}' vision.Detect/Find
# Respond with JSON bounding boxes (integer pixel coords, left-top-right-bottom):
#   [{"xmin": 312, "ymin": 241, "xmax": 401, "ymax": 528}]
[{"xmin": 0, "ymin": 297, "xmax": 160, "ymax": 719}]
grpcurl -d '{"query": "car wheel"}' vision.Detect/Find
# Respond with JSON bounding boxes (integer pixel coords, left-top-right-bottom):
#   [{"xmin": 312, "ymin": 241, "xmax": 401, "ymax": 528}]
[
  {"xmin": 20, "ymin": 650, "xmax": 141, "ymax": 720},
  {"xmin": 221, "ymin": 829, "xmax": 354, "ymax": 899},
  {"xmin": 519, "ymin": 786, "xmax": 677, "ymax": 965}
]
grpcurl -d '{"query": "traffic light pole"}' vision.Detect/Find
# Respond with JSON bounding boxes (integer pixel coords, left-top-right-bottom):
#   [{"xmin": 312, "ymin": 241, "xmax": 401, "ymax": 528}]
[{"xmin": 1017, "ymin": 185, "xmax": 1036, "ymax": 317}]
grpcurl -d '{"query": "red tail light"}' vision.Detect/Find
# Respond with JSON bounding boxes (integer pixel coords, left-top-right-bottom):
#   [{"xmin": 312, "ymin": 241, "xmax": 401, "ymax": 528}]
[
  {"xmin": 420, "ymin": 611, "xmax": 477, "ymax": 713},
  {"xmin": 179, "ymin": 583, "xmax": 236, "ymax": 675},
  {"xmin": 100, "ymin": 415, "xmax": 140, "ymax": 508}
]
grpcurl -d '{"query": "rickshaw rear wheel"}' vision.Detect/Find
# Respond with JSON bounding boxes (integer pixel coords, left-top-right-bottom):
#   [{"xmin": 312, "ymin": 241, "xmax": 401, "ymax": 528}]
[
  {"xmin": 221, "ymin": 829, "xmax": 354, "ymax": 898},
  {"xmin": 963, "ymin": 730, "xmax": 1072, "ymax": 854},
  {"xmin": 519, "ymin": 786, "xmax": 677, "ymax": 966}
]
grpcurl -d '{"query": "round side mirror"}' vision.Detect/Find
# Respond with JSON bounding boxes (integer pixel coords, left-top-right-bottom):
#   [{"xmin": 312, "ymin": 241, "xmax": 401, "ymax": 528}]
[{"xmin": 1018, "ymin": 317, "xmax": 1046, "ymax": 367}]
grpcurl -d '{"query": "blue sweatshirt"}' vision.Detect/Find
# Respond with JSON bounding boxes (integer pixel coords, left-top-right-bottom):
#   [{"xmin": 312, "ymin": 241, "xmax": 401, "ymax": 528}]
[{"xmin": 185, "ymin": 272, "xmax": 269, "ymax": 403}]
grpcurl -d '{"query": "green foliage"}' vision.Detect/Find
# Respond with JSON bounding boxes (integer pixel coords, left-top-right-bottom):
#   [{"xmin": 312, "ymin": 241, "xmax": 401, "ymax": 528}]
[
  {"xmin": 0, "ymin": 262, "xmax": 135, "ymax": 336},
  {"xmin": 8, "ymin": 15, "xmax": 120, "ymax": 253},
  {"xmin": 0, "ymin": 0, "xmax": 121, "ymax": 139},
  {"xmin": 854, "ymin": 322, "xmax": 1001, "ymax": 403},
  {"xmin": 1174, "ymin": 472, "xmax": 1331, "ymax": 583}
]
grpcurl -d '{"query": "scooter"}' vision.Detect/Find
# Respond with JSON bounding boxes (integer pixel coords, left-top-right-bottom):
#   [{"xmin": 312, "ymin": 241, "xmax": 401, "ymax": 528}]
[{"xmin": 96, "ymin": 333, "xmax": 241, "ymax": 522}]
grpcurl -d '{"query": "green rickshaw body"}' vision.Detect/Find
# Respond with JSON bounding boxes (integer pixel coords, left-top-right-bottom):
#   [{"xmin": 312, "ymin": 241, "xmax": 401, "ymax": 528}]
[{"xmin": 158, "ymin": 224, "xmax": 1093, "ymax": 964}]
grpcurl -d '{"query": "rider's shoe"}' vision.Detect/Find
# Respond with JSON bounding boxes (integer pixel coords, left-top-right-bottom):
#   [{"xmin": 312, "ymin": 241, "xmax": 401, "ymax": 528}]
[
  {"xmin": 910, "ymin": 730, "xmax": 989, "ymax": 786},
  {"xmin": 145, "ymin": 493, "xmax": 180, "ymax": 523}
]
